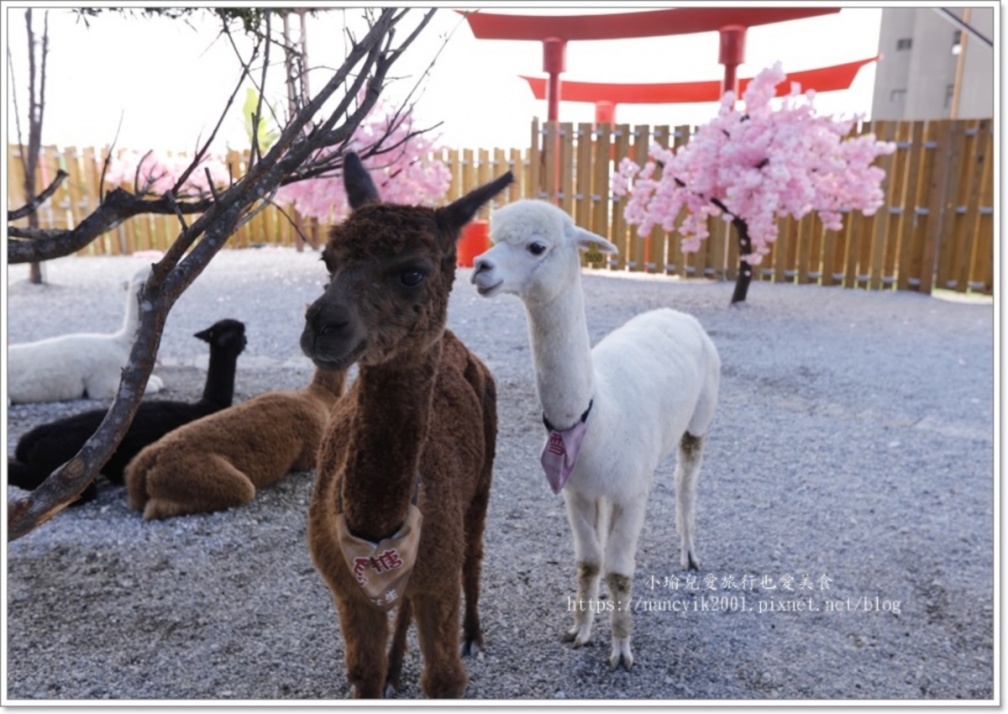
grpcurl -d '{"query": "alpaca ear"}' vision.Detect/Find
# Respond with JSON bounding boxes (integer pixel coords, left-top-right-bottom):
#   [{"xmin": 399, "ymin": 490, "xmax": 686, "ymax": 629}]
[
  {"xmin": 569, "ymin": 225, "xmax": 619, "ymax": 254},
  {"xmin": 343, "ymin": 152, "xmax": 381, "ymax": 210},
  {"xmin": 194, "ymin": 326, "xmax": 213, "ymax": 343},
  {"xmin": 436, "ymin": 171, "xmax": 514, "ymax": 243}
]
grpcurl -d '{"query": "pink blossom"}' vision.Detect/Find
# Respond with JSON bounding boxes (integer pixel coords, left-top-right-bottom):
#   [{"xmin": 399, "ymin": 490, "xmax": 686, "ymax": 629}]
[
  {"xmin": 105, "ymin": 149, "xmax": 228, "ymax": 198},
  {"xmin": 276, "ymin": 100, "xmax": 451, "ymax": 223},
  {"xmin": 613, "ymin": 61, "xmax": 896, "ymax": 259},
  {"xmin": 104, "ymin": 100, "xmax": 450, "ymax": 225}
]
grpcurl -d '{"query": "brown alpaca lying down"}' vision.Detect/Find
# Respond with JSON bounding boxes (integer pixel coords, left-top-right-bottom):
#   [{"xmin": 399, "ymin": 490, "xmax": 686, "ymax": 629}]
[{"xmin": 124, "ymin": 367, "xmax": 346, "ymax": 520}]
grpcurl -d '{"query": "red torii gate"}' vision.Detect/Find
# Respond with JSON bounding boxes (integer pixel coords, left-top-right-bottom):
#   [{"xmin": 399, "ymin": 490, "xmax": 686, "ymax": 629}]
[
  {"xmin": 520, "ymin": 56, "xmax": 881, "ymax": 123},
  {"xmin": 462, "ymin": 7, "xmax": 841, "ymax": 121}
]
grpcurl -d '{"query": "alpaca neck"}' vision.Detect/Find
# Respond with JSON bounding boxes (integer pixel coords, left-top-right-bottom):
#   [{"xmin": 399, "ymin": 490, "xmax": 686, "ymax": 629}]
[
  {"xmin": 340, "ymin": 342, "xmax": 440, "ymax": 542},
  {"xmin": 201, "ymin": 348, "xmax": 239, "ymax": 407},
  {"xmin": 117, "ymin": 283, "xmax": 142, "ymax": 340},
  {"xmin": 525, "ymin": 274, "xmax": 595, "ymax": 430},
  {"xmin": 306, "ymin": 367, "xmax": 347, "ymax": 407}
]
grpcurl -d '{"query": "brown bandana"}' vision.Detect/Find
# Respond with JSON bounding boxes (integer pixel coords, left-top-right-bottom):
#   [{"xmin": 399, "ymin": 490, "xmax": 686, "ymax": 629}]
[{"xmin": 336, "ymin": 504, "xmax": 423, "ymax": 612}]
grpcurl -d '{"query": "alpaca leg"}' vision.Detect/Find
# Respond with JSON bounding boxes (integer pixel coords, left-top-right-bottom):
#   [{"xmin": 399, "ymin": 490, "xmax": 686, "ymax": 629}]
[
  {"xmin": 337, "ymin": 596, "xmax": 390, "ymax": 698},
  {"xmin": 461, "ymin": 367, "xmax": 495, "ymax": 658},
  {"xmin": 461, "ymin": 468, "xmax": 492, "ymax": 657},
  {"xmin": 83, "ymin": 372, "xmax": 121, "ymax": 401},
  {"xmin": 604, "ymin": 498, "xmax": 647, "ymax": 671},
  {"xmin": 125, "ymin": 452, "xmax": 157, "ymax": 512},
  {"xmin": 144, "ymin": 374, "xmax": 164, "ymax": 394},
  {"xmin": 412, "ymin": 593, "xmax": 467, "ymax": 698},
  {"xmin": 561, "ymin": 490, "xmax": 604, "ymax": 647},
  {"xmin": 142, "ymin": 454, "xmax": 256, "ymax": 520},
  {"xmin": 385, "ymin": 598, "xmax": 412, "ymax": 698},
  {"xmin": 675, "ymin": 433, "xmax": 705, "ymax": 570}
]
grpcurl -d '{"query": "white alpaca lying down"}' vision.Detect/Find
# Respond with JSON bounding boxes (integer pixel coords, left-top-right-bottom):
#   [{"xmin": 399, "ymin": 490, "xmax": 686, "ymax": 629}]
[
  {"xmin": 8, "ymin": 266, "xmax": 164, "ymax": 404},
  {"xmin": 471, "ymin": 199, "xmax": 720, "ymax": 672}
]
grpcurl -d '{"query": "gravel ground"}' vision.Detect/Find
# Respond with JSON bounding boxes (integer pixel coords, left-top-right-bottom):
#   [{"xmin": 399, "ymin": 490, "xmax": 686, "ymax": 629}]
[{"xmin": 4, "ymin": 247, "xmax": 995, "ymax": 703}]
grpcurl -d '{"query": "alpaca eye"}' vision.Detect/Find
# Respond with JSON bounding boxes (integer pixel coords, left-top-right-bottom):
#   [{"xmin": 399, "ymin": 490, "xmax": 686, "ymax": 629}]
[
  {"xmin": 528, "ymin": 242, "xmax": 546, "ymax": 256},
  {"xmin": 399, "ymin": 270, "xmax": 425, "ymax": 287}
]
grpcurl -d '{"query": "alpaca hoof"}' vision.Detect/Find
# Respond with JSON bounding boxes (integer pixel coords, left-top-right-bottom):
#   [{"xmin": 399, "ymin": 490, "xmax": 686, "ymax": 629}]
[
  {"xmin": 563, "ymin": 623, "xmax": 592, "ymax": 648},
  {"xmin": 681, "ymin": 551, "xmax": 701, "ymax": 571},
  {"xmin": 609, "ymin": 651, "xmax": 634, "ymax": 671},
  {"xmin": 349, "ymin": 683, "xmax": 381, "ymax": 699},
  {"xmin": 609, "ymin": 640, "xmax": 634, "ymax": 671},
  {"xmin": 461, "ymin": 638, "xmax": 481, "ymax": 658},
  {"xmin": 420, "ymin": 667, "xmax": 468, "ymax": 699}
]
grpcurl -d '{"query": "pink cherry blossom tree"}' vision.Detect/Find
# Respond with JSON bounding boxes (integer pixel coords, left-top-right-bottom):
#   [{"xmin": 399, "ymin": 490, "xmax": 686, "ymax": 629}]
[
  {"xmin": 105, "ymin": 149, "xmax": 231, "ymax": 199},
  {"xmin": 612, "ymin": 62, "xmax": 896, "ymax": 304},
  {"xmin": 104, "ymin": 99, "xmax": 451, "ymax": 231},
  {"xmin": 276, "ymin": 98, "xmax": 451, "ymax": 224}
]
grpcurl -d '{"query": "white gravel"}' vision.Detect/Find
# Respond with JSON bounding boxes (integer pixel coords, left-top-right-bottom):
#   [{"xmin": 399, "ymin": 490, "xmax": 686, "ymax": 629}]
[{"xmin": 4, "ymin": 247, "xmax": 995, "ymax": 703}]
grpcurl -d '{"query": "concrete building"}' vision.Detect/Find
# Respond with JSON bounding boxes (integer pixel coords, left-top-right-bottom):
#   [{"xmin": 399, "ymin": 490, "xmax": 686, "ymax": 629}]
[{"xmin": 871, "ymin": 6, "xmax": 995, "ymax": 120}]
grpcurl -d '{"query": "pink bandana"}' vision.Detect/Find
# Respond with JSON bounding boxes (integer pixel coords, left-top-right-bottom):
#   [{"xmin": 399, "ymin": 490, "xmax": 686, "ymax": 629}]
[{"xmin": 540, "ymin": 420, "xmax": 588, "ymax": 494}]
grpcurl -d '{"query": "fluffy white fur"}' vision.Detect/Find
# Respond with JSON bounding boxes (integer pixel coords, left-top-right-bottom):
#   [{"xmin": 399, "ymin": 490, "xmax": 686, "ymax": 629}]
[
  {"xmin": 471, "ymin": 200, "xmax": 720, "ymax": 671},
  {"xmin": 8, "ymin": 266, "xmax": 164, "ymax": 404}
]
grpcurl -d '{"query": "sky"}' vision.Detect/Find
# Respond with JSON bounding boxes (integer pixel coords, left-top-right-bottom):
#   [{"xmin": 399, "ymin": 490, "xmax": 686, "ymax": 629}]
[{"xmin": 4, "ymin": 4, "xmax": 885, "ymax": 154}]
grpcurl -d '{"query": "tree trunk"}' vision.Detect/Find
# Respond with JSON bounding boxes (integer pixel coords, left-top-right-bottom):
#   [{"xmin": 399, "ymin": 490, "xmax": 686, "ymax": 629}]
[
  {"xmin": 25, "ymin": 161, "xmax": 44, "ymax": 284},
  {"xmin": 730, "ymin": 217, "xmax": 753, "ymax": 304},
  {"xmin": 23, "ymin": 8, "xmax": 48, "ymax": 284}
]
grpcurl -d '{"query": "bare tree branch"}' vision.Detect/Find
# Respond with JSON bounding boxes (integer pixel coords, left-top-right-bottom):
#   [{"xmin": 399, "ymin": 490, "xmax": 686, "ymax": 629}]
[
  {"xmin": 164, "ymin": 191, "xmax": 190, "ymax": 233},
  {"xmin": 9, "ymin": 169, "xmax": 67, "ymax": 220},
  {"xmin": 6, "ymin": 41, "xmax": 26, "ymax": 152},
  {"xmin": 171, "ymin": 50, "xmax": 255, "ymax": 196},
  {"xmin": 248, "ymin": 12, "xmax": 271, "ymax": 169},
  {"xmin": 98, "ymin": 112, "xmax": 125, "ymax": 202},
  {"xmin": 8, "ymin": 8, "xmax": 438, "ymax": 540},
  {"xmin": 269, "ymin": 198, "xmax": 317, "ymax": 248},
  {"xmin": 133, "ymin": 149, "xmax": 156, "ymax": 193},
  {"xmin": 38, "ymin": 11, "xmax": 49, "ymax": 142},
  {"xmin": 8, "ymin": 188, "xmax": 213, "ymax": 260},
  {"xmin": 25, "ymin": 10, "xmax": 38, "ymax": 180},
  {"xmin": 233, "ymin": 186, "xmax": 279, "ymax": 233}
]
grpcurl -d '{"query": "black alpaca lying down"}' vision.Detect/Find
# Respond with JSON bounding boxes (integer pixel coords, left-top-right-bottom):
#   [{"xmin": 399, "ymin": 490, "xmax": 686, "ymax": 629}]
[{"xmin": 7, "ymin": 319, "xmax": 247, "ymax": 504}]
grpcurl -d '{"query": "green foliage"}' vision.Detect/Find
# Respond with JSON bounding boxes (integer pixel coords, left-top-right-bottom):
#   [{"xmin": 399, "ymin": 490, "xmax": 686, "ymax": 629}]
[{"xmin": 242, "ymin": 88, "xmax": 279, "ymax": 153}]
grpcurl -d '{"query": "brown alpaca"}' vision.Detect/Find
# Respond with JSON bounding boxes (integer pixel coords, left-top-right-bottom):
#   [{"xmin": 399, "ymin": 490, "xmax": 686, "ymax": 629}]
[
  {"xmin": 124, "ymin": 367, "xmax": 346, "ymax": 520},
  {"xmin": 303, "ymin": 152, "xmax": 512, "ymax": 699}
]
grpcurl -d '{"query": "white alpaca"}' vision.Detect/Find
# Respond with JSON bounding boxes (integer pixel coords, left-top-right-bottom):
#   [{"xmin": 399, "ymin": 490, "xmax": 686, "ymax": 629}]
[
  {"xmin": 8, "ymin": 266, "xmax": 164, "ymax": 404},
  {"xmin": 471, "ymin": 200, "xmax": 720, "ymax": 671}
]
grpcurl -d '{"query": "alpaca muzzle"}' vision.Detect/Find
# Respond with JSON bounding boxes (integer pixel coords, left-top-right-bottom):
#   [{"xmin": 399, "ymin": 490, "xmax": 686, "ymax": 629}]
[{"xmin": 336, "ymin": 505, "xmax": 422, "ymax": 611}]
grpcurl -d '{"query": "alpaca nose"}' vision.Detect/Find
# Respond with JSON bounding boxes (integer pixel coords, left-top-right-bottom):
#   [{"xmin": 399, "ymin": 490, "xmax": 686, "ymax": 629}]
[
  {"xmin": 305, "ymin": 300, "xmax": 352, "ymax": 337},
  {"xmin": 473, "ymin": 256, "xmax": 493, "ymax": 276}
]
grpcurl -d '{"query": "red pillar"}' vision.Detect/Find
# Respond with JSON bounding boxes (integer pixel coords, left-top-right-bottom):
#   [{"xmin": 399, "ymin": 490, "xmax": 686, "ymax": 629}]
[
  {"xmin": 718, "ymin": 24, "xmax": 747, "ymax": 102},
  {"xmin": 594, "ymin": 101, "xmax": 616, "ymax": 124},
  {"xmin": 542, "ymin": 37, "xmax": 567, "ymax": 122}
]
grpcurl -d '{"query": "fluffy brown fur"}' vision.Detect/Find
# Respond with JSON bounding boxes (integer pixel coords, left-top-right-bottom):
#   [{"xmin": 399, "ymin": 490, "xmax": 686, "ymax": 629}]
[
  {"xmin": 124, "ymin": 367, "xmax": 346, "ymax": 520},
  {"xmin": 302, "ymin": 153, "xmax": 511, "ymax": 699}
]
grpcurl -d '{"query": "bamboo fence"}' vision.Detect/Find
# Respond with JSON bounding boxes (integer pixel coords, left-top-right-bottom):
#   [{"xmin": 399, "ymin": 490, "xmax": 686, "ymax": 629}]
[{"xmin": 7, "ymin": 116, "xmax": 994, "ymax": 295}]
